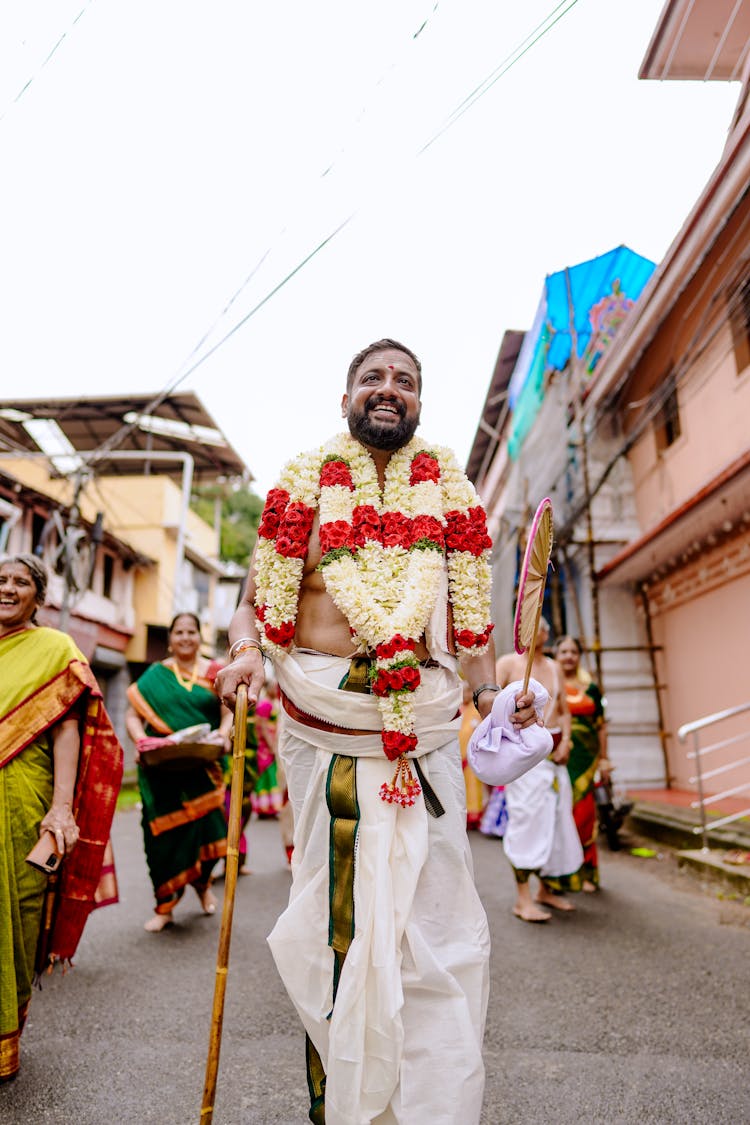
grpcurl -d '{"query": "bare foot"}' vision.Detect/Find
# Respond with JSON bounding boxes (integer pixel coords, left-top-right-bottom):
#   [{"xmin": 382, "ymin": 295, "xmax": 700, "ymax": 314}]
[
  {"xmin": 197, "ymin": 887, "xmax": 217, "ymax": 915},
  {"xmin": 582, "ymin": 880, "xmax": 598, "ymax": 893},
  {"xmin": 535, "ymin": 888, "xmax": 576, "ymax": 912},
  {"xmin": 238, "ymin": 865, "xmax": 252, "ymax": 876},
  {"xmin": 513, "ymin": 903, "xmax": 551, "ymax": 923},
  {"xmin": 144, "ymin": 913, "xmax": 173, "ymax": 932}
]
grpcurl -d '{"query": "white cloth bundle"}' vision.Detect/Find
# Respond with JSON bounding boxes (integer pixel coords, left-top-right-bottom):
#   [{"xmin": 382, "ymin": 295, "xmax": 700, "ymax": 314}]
[{"xmin": 467, "ymin": 678, "xmax": 553, "ymax": 786}]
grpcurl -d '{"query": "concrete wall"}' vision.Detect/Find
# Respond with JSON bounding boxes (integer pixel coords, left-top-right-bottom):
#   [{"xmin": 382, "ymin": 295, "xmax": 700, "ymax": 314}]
[{"xmin": 646, "ymin": 527, "xmax": 750, "ymax": 791}]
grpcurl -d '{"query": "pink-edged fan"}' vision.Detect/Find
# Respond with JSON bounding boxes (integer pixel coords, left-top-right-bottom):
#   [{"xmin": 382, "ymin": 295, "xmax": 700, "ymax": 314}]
[{"xmin": 513, "ymin": 497, "xmax": 554, "ymax": 693}]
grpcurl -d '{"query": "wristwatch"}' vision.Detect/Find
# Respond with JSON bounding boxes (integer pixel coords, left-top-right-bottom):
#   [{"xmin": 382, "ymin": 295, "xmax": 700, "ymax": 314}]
[{"xmin": 472, "ymin": 683, "xmax": 501, "ymax": 710}]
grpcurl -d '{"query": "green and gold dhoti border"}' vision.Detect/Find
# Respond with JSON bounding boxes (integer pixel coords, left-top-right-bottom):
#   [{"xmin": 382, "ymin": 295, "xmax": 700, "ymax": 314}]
[
  {"xmin": 306, "ymin": 755, "xmax": 360, "ymax": 1124},
  {"xmin": 127, "ymin": 662, "xmax": 227, "ymax": 911},
  {"xmin": 0, "ymin": 627, "xmax": 123, "ymax": 1082}
]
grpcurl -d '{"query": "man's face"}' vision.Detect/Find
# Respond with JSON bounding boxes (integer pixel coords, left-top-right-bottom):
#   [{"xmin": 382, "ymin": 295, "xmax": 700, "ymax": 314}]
[{"xmin": 342, "ymin": 348, "xmax": 422, "ymax": 452}]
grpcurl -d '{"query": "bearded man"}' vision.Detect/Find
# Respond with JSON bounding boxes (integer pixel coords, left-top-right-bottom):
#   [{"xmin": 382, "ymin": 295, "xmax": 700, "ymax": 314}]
[{"xmin": 217, "ymin": 339, "xmax": 541, "ymax": 1125}]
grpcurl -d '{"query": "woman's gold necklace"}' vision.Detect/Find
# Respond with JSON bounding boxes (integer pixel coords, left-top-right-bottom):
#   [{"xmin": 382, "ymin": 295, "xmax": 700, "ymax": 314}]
[{"xmin": 171, "ymin": 658, "xmax": 199, "ymax": 691}]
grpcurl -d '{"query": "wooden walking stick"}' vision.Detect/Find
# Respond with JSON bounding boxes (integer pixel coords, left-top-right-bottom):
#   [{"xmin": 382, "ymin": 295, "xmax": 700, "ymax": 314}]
[
  {"xmin": 513, "ymin": 498, "xmax": 555, "ymax": 693},
  {"xmin": 200, "ymin": 682, "xmax": 249, "ymax": 1124}
]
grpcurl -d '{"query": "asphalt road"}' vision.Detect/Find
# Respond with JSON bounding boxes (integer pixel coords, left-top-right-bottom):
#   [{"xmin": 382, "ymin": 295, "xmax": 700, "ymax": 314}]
[{"xmin": 4, "ymin": 807, "xmax": 749, "ymax": 1125}]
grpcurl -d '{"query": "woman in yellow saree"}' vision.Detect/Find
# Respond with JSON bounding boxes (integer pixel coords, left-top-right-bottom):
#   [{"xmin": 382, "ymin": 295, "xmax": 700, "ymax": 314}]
[{"xmin": 0, "ymin": 554, "xmax": 123, "ymax": 1083}]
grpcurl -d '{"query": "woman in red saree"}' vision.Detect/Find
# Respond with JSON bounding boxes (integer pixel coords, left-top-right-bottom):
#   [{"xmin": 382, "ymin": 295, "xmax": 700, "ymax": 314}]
[
  {"xmin": 555, "ymin": 636, "xmax": 610, "ymax": 890},
  {"xmin": 0, "ymin": 554, "xmax": 123, "ymax": 1083}
]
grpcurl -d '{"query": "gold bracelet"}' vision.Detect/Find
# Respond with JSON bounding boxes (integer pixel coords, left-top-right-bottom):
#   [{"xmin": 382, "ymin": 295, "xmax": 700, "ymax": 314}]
[{"xmin": 229, "ymin": 637, "xmax": 266, "ymax": 662}]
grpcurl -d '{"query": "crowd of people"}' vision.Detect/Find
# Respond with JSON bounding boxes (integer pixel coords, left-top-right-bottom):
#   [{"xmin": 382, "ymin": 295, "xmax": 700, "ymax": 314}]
[{"xmin": 1, "ymin": 339, "xmax": 615, "ymax": 1122}]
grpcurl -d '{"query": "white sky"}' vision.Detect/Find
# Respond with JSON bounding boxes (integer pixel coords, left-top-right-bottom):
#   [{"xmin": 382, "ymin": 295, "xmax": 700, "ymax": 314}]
[{"xmin": 0, "ymin": 0, "xmax": 740, "ymax": 497}]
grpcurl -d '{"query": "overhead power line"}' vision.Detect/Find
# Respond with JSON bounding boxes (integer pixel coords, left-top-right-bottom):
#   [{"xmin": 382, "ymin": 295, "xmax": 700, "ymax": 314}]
[
  {"xmin": 90, "ymin": 213, "xmax": 355, "ymax": 463},
  {"xmin": 88, "ymin": 0, "xmax": 579, "ymax": 462},
  {"xmin": 419, "ymin": 0, "xmax": 581, "ymax": 153},
  {"xmin": 0, "ymin": 1, "xmax": 95, "ymax": 125}
]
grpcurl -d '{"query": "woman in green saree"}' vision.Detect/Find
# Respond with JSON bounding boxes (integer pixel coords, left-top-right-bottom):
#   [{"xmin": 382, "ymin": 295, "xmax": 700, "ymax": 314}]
[
  {"xmin": 126, "ymin": 612, "xmax": 233, "ymax": 932},
  {"xmin": 0, "ymin": 554, "xmax": 123, "ymax": 1083}
]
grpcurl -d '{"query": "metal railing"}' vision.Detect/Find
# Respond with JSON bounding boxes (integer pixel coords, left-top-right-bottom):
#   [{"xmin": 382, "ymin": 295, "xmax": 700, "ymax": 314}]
[{"xmin": 678, "ymin": 701, "xmax": 750, "ymax": 852}]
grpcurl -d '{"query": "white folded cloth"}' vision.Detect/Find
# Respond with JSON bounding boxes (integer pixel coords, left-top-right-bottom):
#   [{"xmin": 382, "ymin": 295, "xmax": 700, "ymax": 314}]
[{"xmin": 467, "ymin": 678, "xmax": 554, "ymax": 786}]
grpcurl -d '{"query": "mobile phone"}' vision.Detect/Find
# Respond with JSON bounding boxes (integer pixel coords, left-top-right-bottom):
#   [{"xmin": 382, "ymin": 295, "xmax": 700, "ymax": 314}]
[{"xmin": 26, "ymin": 830, "xmax": 62, "ymax": 875}]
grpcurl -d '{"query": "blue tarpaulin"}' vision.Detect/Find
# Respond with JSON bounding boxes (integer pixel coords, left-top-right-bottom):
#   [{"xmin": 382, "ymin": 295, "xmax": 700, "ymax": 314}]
[{"xmin": 507, "ymin": 245, "xmax": 655, "ymax": 460}]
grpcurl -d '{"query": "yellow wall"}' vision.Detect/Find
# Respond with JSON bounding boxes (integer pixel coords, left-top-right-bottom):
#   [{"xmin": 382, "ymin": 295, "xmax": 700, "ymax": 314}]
[{"xmin": 0, "ymin": 460, "xmax": 222, "ymax": 662}]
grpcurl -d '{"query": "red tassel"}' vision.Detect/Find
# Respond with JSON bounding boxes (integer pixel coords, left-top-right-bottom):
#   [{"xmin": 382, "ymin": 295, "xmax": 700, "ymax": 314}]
[{"xmin": 379, "ymin": 755, "xmax": 422, "ymax": 808}]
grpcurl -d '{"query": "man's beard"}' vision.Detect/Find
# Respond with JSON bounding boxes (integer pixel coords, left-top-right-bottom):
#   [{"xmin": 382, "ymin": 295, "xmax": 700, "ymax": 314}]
[{"xmin": 347, "ymin": 399, "xmax": 420, "ymax": 451}]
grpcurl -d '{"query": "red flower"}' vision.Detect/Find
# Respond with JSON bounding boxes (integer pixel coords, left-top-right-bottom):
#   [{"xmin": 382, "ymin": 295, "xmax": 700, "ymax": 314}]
[
  {"xmin": 371, "ymin": 671, "xmax": 391, "ymax": 697},
  {"xmin": 375, "ymin": 635, "xmax": 415, "ymax": 660},
  {"xmin": 258, "ymin": 510, "xmax": 282, "ymax": 539},
  {"xmin": 256, "ymin": 604, "xmax": 266, "ymax": 622},
  {"xmin": 381, "ymin": 729, "xmax": 418, "ymax": 761},
  {"xmin": 282, "ymin": 502, "xmax": 315, "ymax": 532},
  {"xmin": 371, "ymin": 664, "xmax": 421, "ymax": 696},
  {"xmin": 381, "ymin": 511, "xmax": 412, "ymax": 549},
  {"xmin": 444, "ymin": 510, "xmax": 469, "ymax": 550},
  {"xmin": 320, "ymin": 459, "xmax": 354, "ymax": 490},
  {"xmin": 276, "ymin": 536, "xmax": 306, "ymax": 559},
  {"xmin": 265, "ymin": 487, "xmax": 290, "ymax": 513},
  {"xmin": 454, "ymin": 623, "xmax": 494, "ymax": 649},
  {"xmin": 319, "ymin": 520, "xmax": 354, "ymax": 553},
  {"xmin": 276, "ymin": 503, "xmax": 315, "ymax": 558},
  {"xmin": 265, "ymin": 620, "xmax": 296, "ymax": 647},
  {"xmin": 258, "ymin": 488, "xmax": 290, "ymax": 539},
  {"xmin": 410, "ymin": 452, "xmax": 440, "ymax": 485},
  {"xmin": 399, "ymin": 665, "xmax": 421, "ymax": 690},
  {"xmin": 352, "ymin": 505, "xmax": 382, "ymax": 546},
  {"xmin": 411, "ymin": 515, "xmax": 444, "ymax": 547},
  {"xmin": 445, "ymin": 509, "xmax": 491, "ymax": 555}
]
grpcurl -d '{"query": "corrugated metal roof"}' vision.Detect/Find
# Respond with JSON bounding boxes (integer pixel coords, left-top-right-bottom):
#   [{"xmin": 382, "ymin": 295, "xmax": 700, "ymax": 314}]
[{"xmin": 0, "ymin": 392, "xmax": 251, "ymax": 483}]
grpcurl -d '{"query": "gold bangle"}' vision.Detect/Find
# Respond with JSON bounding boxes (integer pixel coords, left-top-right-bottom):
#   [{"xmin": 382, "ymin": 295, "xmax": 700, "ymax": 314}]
[{"xmin": 229, "ymin": 637, "xmax": 266, "ymax": 661}]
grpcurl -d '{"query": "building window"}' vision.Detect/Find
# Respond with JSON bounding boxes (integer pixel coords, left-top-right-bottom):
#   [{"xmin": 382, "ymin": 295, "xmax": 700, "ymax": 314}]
[
  {"xmin": 102, "ymin": 553, "xmax": 115, "ymax": 599},
  {"xmin": 654, "ymin": 374, "xmax": 681, "ymax": 453},
  {"xmin": 31, "ymin": 511, "xmax": 47, "ymax": 554},
  {"xmin": 729, "ymin": 275, "xmax": 750, "ymax": 374}
]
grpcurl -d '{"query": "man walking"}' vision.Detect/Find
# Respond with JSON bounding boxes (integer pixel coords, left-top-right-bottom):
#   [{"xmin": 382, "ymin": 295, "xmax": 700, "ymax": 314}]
[{"xmin": 217, "ymin": 339, "xmax": 538, "ymax": 1124}]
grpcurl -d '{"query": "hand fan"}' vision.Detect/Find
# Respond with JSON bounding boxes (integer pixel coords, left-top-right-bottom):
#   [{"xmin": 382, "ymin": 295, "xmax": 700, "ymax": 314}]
[{"xmin": 513, "ymin": 497, "xmax": 554, "ymax": 694}]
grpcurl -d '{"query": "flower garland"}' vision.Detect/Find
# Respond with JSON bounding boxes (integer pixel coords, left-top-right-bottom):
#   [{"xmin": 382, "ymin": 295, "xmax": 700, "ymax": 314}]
[{"xmin": 254, "ymin": 433, "xmax": 494, "ymax": 808}]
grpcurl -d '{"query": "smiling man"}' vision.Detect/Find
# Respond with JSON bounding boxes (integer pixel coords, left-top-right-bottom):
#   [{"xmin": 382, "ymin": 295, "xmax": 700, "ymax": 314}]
[{"xmin": 217, "ymin": 339, "xmax": 538, "ymax": 1124}]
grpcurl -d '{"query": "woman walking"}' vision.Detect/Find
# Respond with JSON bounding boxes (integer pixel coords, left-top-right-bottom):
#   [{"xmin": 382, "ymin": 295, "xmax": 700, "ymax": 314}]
[
  {"xmin": 126, "ymin": 612, "xmax": 232, "ymax": 931},
  {"xmin": 0, "ymin": 554, "xmax": 122, "ymax": 1081},
  {"xmin": 555, "ymin": 636, "xmax": 610, "ymax": 890}
]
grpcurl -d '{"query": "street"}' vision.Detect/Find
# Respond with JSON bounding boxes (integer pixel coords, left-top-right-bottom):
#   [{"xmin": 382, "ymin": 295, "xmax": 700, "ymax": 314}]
[{"xmin": 4, "ymin": 808, "xmax": 749, "ymax": 1125}]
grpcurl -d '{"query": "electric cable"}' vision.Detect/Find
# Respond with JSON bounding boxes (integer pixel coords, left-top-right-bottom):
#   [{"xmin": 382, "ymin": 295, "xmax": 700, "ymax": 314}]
[
  {"xmin": 419, "ymin": 0, "xmax": 580, "ymax": 153},
  {"xmin": 88, "ymin": 1, "xmax": 579, "ymax": 463},
  {"xmin": 0, "ymin": 1, "xmax": 96, "ymax": 125}
]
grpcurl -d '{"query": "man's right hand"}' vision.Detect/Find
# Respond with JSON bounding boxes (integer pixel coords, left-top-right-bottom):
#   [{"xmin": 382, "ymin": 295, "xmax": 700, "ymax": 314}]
[{"xmin": 216, "ymin": 651, "xmax": 266, "ymax": 710}]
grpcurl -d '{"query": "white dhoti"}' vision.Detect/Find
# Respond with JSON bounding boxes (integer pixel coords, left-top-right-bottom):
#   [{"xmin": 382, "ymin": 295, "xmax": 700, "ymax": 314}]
[
  {"xmin": 267, "ymin": 651, "xmax": 489, "ymax": 1125},
  {"xmin": 502, "ymin": 756, "xmax": 584, "ymax": 878}
]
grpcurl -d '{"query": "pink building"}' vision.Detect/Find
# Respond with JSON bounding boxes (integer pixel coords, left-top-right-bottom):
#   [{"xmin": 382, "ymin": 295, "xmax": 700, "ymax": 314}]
[{"xmin": 588, "ymin": 0, "xmax": 750, "ymax": 795}]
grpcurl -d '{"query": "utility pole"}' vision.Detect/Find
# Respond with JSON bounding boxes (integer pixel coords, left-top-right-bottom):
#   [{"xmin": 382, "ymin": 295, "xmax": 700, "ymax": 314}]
[
  {"xmin": 564, "ymin": 267, "xmax": 604, "ymax": 691},
  {"xmin": 57, "ymin": 468, "xmax": 92, "ymax": 634}
]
